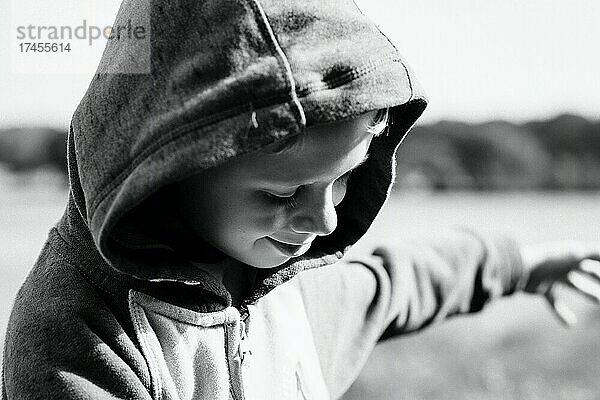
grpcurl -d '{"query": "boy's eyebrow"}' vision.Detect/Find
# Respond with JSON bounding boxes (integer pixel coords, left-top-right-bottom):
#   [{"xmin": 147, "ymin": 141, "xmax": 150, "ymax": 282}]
[{"xmin": 260, "ymin": 152, "xmax": 371, "ymax": 188}]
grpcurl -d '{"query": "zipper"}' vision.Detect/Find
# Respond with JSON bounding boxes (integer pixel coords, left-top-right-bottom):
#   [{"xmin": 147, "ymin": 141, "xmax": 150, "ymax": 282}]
[
  {"xmin": 228, "ymin": 308, "xmax": 251, "ymax": 400},
  {"xmin": 238, "ymin": 313, "xmax": 251, "ymax": 366}
]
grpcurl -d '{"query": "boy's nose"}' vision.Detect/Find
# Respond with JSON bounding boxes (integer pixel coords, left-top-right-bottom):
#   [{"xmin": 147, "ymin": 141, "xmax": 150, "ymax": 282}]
[{"xmin": 291, "ymin": 187, "xmax": 338, "ymax": 236}]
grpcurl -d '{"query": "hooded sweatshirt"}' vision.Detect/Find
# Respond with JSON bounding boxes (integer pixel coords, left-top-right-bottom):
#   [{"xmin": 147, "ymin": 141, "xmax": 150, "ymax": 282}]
[{"xmin": 2, "ymin": 0, "xmax": 525, "ymax": 399}]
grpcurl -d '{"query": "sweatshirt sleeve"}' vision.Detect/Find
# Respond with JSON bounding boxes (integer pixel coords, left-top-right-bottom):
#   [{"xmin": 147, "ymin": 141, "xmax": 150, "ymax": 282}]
[
  {"xmin": 2, "ymin": 258, "xmax": 153, "ymax": 400},
  {"xmin": 296, "ymin": 227, "xmax": 525, "ymax": 397},
  {"xmin": 372, "ymin": 227, "xmax": 525, "ymax": 337}
]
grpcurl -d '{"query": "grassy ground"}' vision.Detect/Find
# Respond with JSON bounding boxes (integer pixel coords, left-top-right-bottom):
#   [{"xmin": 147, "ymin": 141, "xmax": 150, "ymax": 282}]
[{"xmin": 1, "ymin": 183, "xmax": 599, "ymax": 399}]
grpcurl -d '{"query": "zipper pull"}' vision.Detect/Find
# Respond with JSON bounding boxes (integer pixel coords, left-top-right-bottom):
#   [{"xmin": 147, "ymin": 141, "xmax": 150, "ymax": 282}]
[{"xmin": 238, "ymin": 318, "xmax": 252, "ymax": 366}]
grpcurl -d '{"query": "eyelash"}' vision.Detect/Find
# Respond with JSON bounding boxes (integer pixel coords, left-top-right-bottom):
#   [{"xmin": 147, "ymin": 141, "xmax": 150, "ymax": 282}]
[{"xmin": 265, "ymin": 172, "xmax": 352, "ymax": 209}]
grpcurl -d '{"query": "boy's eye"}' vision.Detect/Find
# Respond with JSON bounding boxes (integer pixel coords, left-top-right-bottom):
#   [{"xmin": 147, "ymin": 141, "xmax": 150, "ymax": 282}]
[
  {"xmin": 264, "ymin": 188, "xmax": 299, "ymax": 209},
  {"xmin": 264, "ymin": 189, "xmax": 297, "ymax": 199},
  {"xmin": 263, "ymin": 171, "xmax": 352, "ymax": 205}
]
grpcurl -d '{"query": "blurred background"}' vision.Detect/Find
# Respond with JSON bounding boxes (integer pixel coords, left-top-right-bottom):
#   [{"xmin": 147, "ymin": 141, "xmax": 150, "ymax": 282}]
[{"xmin": 1, "ymin": 1, "xmax": 599, "ymax": 399}]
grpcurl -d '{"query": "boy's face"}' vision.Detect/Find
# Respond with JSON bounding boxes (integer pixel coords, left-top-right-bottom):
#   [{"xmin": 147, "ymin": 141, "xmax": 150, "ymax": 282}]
[{"xmin": 176, "ymin": 111, "xmax": 377, "ymax": 268}]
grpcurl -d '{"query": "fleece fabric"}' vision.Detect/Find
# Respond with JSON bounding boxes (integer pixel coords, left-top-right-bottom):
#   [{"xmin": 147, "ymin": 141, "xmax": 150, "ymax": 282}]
[{"xmin": 2, "ymin": 0, "xmax": 526, "ymax": 398}]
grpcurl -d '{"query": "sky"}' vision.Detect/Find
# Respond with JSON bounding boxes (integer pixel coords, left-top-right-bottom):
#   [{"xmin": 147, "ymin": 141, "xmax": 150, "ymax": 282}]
[{"xmin": 1, "ymin": 0, "xmax": 599, "ymax": 129}]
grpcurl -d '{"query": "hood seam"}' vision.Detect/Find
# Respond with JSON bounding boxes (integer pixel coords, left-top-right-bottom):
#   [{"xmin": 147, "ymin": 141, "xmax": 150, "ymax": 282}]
[
  {"xmin": 67, "ymin": 126, "xmax": 89, "ymax": 224},
  {"xmin": 247, "ymin": 0, "xmax": 306, "ymax": 126},
  {"xmin": 297, "ymin": 53, "xmax": 402, "ymax": 97},
  {"xmin": 399, "ymin": 61, "xmax": 415, "ymax": 102}
]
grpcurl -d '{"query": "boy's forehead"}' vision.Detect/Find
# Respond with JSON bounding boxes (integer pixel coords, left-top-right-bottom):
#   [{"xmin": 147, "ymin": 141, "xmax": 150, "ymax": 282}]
[{"xmin": 245, "ymin": 113, "xmax": 375, "ymax": 185}]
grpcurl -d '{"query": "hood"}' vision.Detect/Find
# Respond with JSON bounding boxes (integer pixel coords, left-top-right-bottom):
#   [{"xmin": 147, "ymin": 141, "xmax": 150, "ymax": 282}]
[{"xmin": 66, "ymin": 0, "xmax": 427, "ymax": 306}]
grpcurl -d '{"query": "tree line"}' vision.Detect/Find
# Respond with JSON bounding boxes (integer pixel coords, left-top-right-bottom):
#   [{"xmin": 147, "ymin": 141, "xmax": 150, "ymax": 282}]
[
  {"xmin": 396, "ymin": 114, "xmax": 600, "ymax": 191},
  {"xmin": 1, "ymin": 114, "xmax": 599, "ymax": 191}
]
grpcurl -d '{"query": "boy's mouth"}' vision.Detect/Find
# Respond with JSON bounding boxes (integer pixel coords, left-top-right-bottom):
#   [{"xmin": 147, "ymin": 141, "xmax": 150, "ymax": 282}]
[{"xmin": 266, "ymin": 237, "xmax": 311, "ymax": 257}]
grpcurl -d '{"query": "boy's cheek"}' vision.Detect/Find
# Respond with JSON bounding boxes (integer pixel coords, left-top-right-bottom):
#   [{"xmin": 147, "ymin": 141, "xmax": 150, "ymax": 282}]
[{"xmin": 241, "ymin": 201, "xmax": 288, "ymax": 236}]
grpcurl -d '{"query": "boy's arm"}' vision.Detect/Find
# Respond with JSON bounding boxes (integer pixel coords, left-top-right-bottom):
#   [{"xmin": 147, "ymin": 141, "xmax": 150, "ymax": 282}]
[
  {"xmin": 368, "ymin": 228, "xmax": 524, "ymax": 337},
  {"xmin": 301, "ymin": 227, "xmax": 523, "ymax": 337},
  {"xmin": 3, "ymin": 313, "xmax": 154, "ymax": 400},
  {"xmin": 2, "ymin": 263, "xmax": 153, "ymax": 400},
  {"xmin": 3, "ymin": 307, "xmax": 153, "ymax": 400},
  {"xmin": 296, "ymin": 228, "xmax": 523, "ymax": 397}
]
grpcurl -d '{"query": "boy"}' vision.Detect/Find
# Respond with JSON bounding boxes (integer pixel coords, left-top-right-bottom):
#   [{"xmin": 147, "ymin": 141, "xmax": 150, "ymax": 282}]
[{"xmin": 3, "ymin": 0, "xmax": 599, "ymax": 398}]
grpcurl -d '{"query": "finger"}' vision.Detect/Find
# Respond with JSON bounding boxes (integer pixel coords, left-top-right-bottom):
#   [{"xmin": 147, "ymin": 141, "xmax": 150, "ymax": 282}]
[
  {"xmin": 545, "ymin": 287, "xmax": 578, "ymax": 327},
  {"xmin": 566, "ymin": 270, "xmax": 600, "ymax": 304},
  {"xmin": 579, "ymin": 259, "xmax": 600, "ymax": 280}
]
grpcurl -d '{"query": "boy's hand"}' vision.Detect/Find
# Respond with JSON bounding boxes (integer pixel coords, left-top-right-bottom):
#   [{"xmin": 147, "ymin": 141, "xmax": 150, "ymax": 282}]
[{"xmin": 518, "ymin": 241, "xmax": 600, "ymax": 327}]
